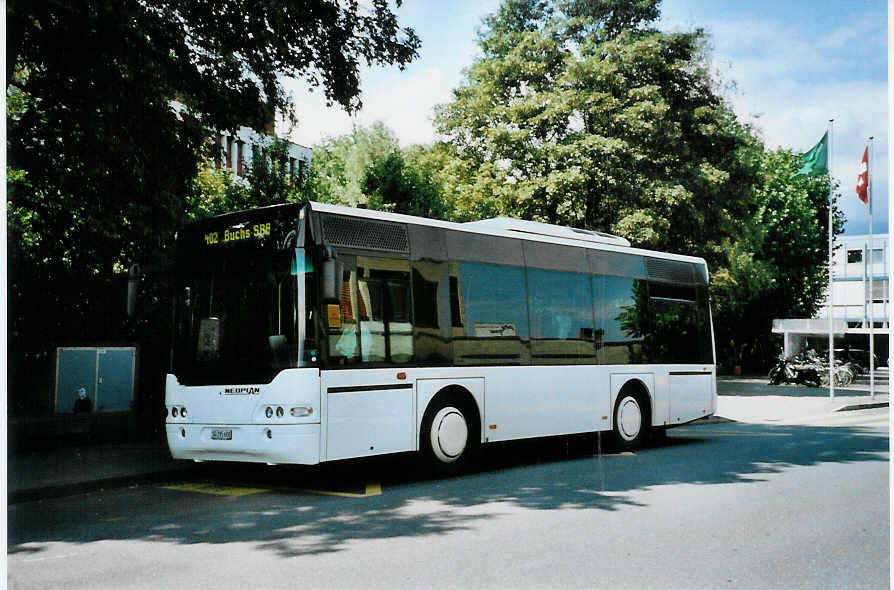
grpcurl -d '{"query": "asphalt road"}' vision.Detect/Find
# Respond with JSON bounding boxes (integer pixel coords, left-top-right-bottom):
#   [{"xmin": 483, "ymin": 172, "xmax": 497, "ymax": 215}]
[{"xmin": 8, "ymin": 408, "xmax": 889, "ymax": 590}]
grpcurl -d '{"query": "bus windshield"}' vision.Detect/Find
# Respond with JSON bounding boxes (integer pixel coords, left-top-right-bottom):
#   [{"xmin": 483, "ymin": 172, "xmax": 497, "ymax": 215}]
[{"xmin": 173, "ymin": 233, "xmax": 317, "ymax": 385}]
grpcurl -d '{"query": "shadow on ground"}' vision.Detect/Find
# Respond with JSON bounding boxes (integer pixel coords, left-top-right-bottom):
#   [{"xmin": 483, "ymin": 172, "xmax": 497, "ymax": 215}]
[
  {"xmin": 717, "ymin": 378, "xmax": 888, "ymax": 397},
  {"xmin": 8, "ymin": 422, "xmax": 888, "ymax": 559}
]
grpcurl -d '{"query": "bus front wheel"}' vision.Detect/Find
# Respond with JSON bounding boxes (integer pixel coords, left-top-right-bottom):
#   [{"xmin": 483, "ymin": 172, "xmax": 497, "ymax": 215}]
[
  {"xmin": 612, "ymin": 390, "xmax": 649, "ymax": 451},
  {"xmin": 420, "ymin": 396, "xmax": 476, "ymax": 472}
]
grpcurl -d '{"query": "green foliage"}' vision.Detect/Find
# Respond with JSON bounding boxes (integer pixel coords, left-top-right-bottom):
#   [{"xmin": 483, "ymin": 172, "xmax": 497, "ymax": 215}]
[
  {"xmin": 7, "ymin": 0, "xmax": 420, "ymax": 411},
  {"xmin": 301, "ymin": 122, "xmax": 453, "ymax": 219},
  {"xmin": 434, "ymin": 0, "xmax": 839, "ymax": 371},
  {"xmin": 363, "ymin": 147, "xmax": 453, "ymax": 219},
  {"xmin": 436, "ymin": 1, "xmax": 762, "ymax": 263},
  {"xmin": 708, "ymin": 149, "xmax": 842, "ymax": 369},
  {"xmin": 8, "ymin": 0, "xmax": 419, "ymax": 275},
  {"xmin": 188, "ymin": 137, "xmax": 313, "ymax": 221},
  {"xmin": 304, "ymin": 122, "xmax": 401, "ymax": 206}
]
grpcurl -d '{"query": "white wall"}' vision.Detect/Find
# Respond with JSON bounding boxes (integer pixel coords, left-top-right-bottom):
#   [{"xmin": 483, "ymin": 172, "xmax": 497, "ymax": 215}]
[
  {"xmin": 215, "ymin": 126, "xmax": 311, "ymax": 180},
  {"xmin": 817, "ymin": 234, "xmax": 890, "ymax": 325}
]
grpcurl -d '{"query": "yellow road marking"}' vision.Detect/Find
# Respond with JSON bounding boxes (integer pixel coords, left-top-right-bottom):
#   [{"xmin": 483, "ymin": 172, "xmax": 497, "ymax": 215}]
[
  {"xmin": 295, "ymin": 482, "xmax": 382, "ymax": 498},
  {"xmin": 160, "ymin": 482, "xmax": 269, "ymax": 496},
  {"xmin": 160, "ymin": 481, "xmax": 383, "ymax": 498}
]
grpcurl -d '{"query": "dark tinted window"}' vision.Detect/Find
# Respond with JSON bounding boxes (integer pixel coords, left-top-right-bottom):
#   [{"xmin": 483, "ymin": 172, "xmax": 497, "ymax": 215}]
[
  {"xmin": 173, "ymin": 249, "xmax": 301, "ymax": 385},
  {"xmin": 696, "ymin": 286, "xmax": 713, "ymax": 363},
  {"xmin": 412, "ymin": 262, "xmax": 452, "ymax": 365},
  {"xmin": 412, "ymin": 268, "xmax": 439, "ymax": 329},
  {"xmin": 452, "ymin": 262, "xmax": 529, "ymax": 365},
  {"xmin": 527, "ymin": 269, "xmax": 596, "ymax": 364},
  {"xmin": 596, "ymin": 276, "xmax": 649, "ymax": 364},
  {"xmin": 644, "ymin": 296, "xmax": 698, "ymax": 363},
  {"xmin": 643, "ymin": 281, "xmax": 713, "ymax": 364},
  {"xmin": 325, "ymin": 256, "xmax": 413, "ymax": 366}
]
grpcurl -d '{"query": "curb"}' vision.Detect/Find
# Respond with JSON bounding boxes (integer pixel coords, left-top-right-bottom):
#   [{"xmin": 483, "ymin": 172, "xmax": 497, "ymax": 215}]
[
  {"xmin": 8, "ymin": 468, "xmax": 190, "ymax": 505},
  {"xmin": 836, "ymin": 401, "xmax": 890, "ymax": 412}
]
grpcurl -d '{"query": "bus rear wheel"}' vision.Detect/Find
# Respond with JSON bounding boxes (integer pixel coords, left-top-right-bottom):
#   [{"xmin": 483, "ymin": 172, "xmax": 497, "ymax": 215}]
[
  {"xmin": 612, "ymin": 390, "xmax": 649, "ymax": 451},
  {"xmin": 420, "ymin": 396, "xmax": 476, "ymax": 473}
]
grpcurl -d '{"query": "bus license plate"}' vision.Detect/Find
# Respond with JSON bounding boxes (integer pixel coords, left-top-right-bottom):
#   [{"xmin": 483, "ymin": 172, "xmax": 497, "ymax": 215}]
[{"xmin": 211, "ymin": 429, "xmax": 232, "ymax": 441}]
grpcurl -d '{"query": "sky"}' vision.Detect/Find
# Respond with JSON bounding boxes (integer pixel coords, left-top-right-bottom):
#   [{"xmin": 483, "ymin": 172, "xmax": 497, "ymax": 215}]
[{"xmin": 283, "ymin": 0, "xmax": 888, "ymax": 236}]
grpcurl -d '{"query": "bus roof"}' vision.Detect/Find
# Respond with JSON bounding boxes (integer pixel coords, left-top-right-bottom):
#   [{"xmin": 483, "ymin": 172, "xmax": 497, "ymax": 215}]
[{"xmin": 308, "ymin": 201, "xmax": 708, "ymax": 268}]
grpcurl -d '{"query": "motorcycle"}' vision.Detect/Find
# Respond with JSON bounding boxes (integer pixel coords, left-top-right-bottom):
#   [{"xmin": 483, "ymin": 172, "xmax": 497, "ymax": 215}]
[{"xmin": 768, "ymin": 352, "xmax": 821, "ymax": 387}]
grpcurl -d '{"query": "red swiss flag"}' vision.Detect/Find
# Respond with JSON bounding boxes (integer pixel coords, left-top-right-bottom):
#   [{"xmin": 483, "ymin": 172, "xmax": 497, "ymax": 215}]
[{"xmin": 856, "ymin": 146, "xmax": 869, "ymax": 204}]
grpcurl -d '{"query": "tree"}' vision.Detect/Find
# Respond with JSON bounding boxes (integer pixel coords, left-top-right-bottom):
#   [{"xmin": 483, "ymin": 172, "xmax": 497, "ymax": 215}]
[
  {"xmin": 7, "ymin": 0, "xmax": 420, "ymax": 417},
  {"xmin": 8, "ymin": 0, "xmax": 419, "ymax": 275},
  {"xmin": 709, "ymin": 150, "xmax": 843, "ymax": 370},
  {"xmin": 187, "ymin": 138, "xmax": 307, "ymax": 222},
  {"xmin": 304, "ymin": 122, "xmax": 403, "ymax": 206},
  {"xmin": 363, "ymin": 147, "xmax": 453, "ymax": 219},
  {"xmin": 435, "ymin": 0, "xmax": 762, "ymax": 260},
  {"xmin": 434, "ymin": 0, "xmax": 841, "ymax": 371}
]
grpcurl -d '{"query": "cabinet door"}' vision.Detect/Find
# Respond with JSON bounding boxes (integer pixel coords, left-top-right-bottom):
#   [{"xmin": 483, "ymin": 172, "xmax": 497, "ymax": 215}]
[
  {"xmin": 96, "ymin": 348, "xmax": 135, "ymax": 411},
  {"xmin": 56, "ymin": 349, "xmax": 97, "ymax": 413}
]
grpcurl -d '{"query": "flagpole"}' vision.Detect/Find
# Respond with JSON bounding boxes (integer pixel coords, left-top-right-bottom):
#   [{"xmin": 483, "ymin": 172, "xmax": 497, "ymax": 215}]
[
  {"xmin": 868, "ymin": 136, "xmax": 875, "ymax": 400},
  {"xmin": 828, "ymin": 119, "xmax": 835, "ymax": 399}
]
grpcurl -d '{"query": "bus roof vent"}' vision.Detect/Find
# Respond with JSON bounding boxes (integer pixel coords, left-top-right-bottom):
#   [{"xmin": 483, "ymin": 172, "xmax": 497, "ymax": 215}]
[
  {"xmin": 645, "ymin": 257, "xmax": 698, "ymax": 284},
  {"xmin": 320, "ymin": 213, "xmax": 409, "ymax": 254},
  {"xmin": 463, "ymin": 217, "xmax": 630, "ymax": 247}
]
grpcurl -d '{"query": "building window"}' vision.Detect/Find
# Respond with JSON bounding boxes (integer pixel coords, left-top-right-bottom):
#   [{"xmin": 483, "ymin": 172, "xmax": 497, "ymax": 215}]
[
  {"xmin": 868, "ymin": 280, "xmax": 889, "ymax": 303},
  {"xmin": 236, "ymin": 141, "xmax": 245, "ymax": 176},
  {"xmin": 289, "ymin": 158, "xmax": 296, "ymax": 185},
  {"xmin": 226, "ymin": 136, "xmax": 234, "ymax": 169},
  {"xmin": 847, "ymin": 249, "xmax": 862, "ymax": 264},
  {"xmin": 298, "ymin": 159, "xmax": 307, "ymax": 180}
]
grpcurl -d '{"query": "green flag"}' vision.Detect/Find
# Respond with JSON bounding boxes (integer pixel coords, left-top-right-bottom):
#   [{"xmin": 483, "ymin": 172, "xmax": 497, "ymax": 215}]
[{"xmin": 793, "ymin": 131, "xmax": 829, "ymax": 177}]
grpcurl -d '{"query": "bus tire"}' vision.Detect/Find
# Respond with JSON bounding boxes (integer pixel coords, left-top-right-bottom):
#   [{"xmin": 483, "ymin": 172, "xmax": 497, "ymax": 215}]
[
  {"xmin": 612, "ymin": 388, "xmax": 649, "ymax": 451},
  {"xmin": 420, "ymin": 393, "xmax": 477, "ymax": 473}
]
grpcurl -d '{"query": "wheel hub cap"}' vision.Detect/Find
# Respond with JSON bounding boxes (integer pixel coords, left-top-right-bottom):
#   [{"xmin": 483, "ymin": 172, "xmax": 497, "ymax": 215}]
[
  {"xmin": 618, "ymin": 398, "xmax": 642, "ymax": 441},
  {"xmin": 431, "ymin": 407, "xmax": 468, "ymax": 462}
]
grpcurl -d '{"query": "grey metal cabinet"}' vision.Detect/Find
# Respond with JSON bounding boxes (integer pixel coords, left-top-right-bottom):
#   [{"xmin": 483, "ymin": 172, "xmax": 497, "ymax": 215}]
[{"xmin": 55, "ymin": 347, "xmax": 136, "ymax": 413}]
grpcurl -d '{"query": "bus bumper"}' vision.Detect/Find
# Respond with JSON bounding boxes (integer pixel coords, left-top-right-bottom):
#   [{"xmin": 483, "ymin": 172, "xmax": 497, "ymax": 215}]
[{"xmin": 166, "ymin": 423, "xmax": 321, "ymax": 465}]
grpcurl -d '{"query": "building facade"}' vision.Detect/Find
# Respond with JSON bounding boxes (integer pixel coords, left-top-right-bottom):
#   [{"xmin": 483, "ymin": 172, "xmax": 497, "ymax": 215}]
[
  {"xmin": 826, "ymin": 234, "xmax": 889, "ymax": 327},
  {"xmin": 213, "ymin": 125, "xmax": 311, "ymax": 182},
  {"xmin": 773, "ymin": 233, "xmax": 890, "ymax": 365}
]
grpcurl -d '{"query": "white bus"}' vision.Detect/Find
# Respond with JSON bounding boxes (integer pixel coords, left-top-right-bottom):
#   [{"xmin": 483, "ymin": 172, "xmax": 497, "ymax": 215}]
[{"xmin": 166, "ymin": 202, "xmax": 716, "ymax": 469}]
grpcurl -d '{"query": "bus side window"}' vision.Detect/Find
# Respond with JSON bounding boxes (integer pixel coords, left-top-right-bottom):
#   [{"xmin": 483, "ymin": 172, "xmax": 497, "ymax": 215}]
[
  {"xmin": 527, "ymin": 268, "xmax": 596, "ymax": 365},
  {"xmin": 453, "ymin": 262, "xmax": 530, "ymax": 366},
  {"xmin": 597, "ymin": 276, "xmax": 648, "ymax": 365},
  {"xmin": 644, "ymin": 281, "xmax": 702, "ymax": 364},
  {"xmin": 349, "ymin": 256, "xmax": 413, "ymax": 366},
  {"xmin": 327, "ymin": 268, "xmax": 361, "ymax": 365},
  {"xmin": 412, "ymin": 263, "xmax": 452, "ymax": 366}
]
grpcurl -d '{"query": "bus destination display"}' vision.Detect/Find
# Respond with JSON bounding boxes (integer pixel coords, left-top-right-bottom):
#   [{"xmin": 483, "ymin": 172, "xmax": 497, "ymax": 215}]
[{"xmin": 204, "ymin": 222, "xmax": 272, "ymax": 246}]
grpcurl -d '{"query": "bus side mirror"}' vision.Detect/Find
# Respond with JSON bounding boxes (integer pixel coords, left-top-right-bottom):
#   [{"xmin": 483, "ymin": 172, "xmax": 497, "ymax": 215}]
[{"xmin": 320, "ymin": 248, "xmax": 343, "ymax": 303}]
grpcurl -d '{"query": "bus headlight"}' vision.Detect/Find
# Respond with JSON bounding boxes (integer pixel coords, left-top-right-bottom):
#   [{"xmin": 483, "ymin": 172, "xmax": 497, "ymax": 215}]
[
  {"xmin": 180, "ymin": 407, "xmax": 187, "ymax": 418},
  {"xmin": 265, "ymin": 406, "xmax": 273, "ymax": 419},
  {"xmin": 290, "ymin": 406, "xmax": 313, "ymax": 417},
  {"xmin": 276, "ymin": 406, "xmax": 284, "ymax": 418},
  {"xmin": 172, "ymin": 407, "xmax": 179, "ymax": 418}
]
